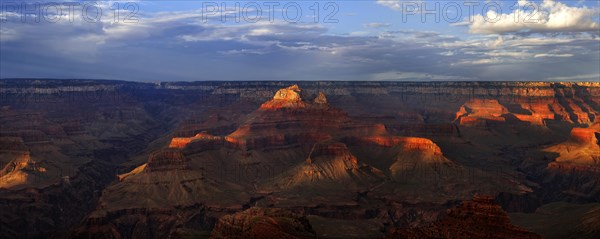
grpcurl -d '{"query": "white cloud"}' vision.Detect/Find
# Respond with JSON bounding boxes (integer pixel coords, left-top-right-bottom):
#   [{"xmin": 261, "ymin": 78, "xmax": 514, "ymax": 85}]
[
  {"xmin": 1, "ymin": 1, "xmax": 598, "ymax": 82},
  {"xmin": 370, "ymin": 71, "xmax": 474, "ymax": 81},
  {"xmin": 455, "ymin": 58, "xmax": 504, "ymax": 65},
  {"xmin": 546, "ymin": 73, "xmax": 600, "ymax": 81},
  {"xmin": 0, "ymin": 28, "xmax": 19, "ymax": 42},
  {"xmin": 534, "ymin": 53, "xmax": 574, "ymax": 58},
  {"xmin": 486, "ymin": 50, "xmax": 531, "ymax": 58},
  {"xmin": 364, "ymin": 22, "xmax": 392, "ymax": 28},
  {"xmin": 219, "ymin": 49, "xmax": 269, "ymax": 55},
  {"xmin": 468, "ymin": 0, "xmax": 600, "ymax": 34},
  {"xmin": 376, "ymin": 0, "xmax": 403, "ymax": 11}
]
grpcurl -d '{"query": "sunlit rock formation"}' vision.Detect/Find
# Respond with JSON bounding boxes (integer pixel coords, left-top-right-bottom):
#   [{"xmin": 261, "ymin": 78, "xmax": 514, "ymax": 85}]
[
  {"xmin": 545, "ymin": 124, "xmax": 600, "ymax": 166},
  {"xmin": 455, "ymin": 99, "xmax": 508, "ymax": 126},
  {"xmin": 313, "ymin": 91, "xmax": 328, "ymax": 105},
  {"xmin": 260, "ymin": 84, "xmax": 307, "ymax": 110},
  {"xmin": 355, "ymin": 136, "xmax": 443, "ymax": 155},
  {"xmin": 540, "ymin": 122, "xmax": 600, "ymax": 202},
  {"xmin": 0, "ymin": 137, "xmax": 47, "ymax": 188}
]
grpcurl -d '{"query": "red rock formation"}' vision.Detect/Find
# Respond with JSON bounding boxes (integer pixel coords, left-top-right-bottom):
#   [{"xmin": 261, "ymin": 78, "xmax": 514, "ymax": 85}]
[
  {"xmin": 260, "ymin": 84, "xmax": 308, "ymax": 110},
  {"xmin": 461, "ymin": 99, "xmax": 508, "ymax": 117},
  {"xmin": 146, "ymin": 148, "xmax": 188, "ymax": 172},
  {"xmin": 182, "ymin": 137, "xmax": 224, "ymax": 155},
  {"xmin": 512, "ymin": 114, "xmax": 544, "ymax": 126},
  {"xmin": 313, "ymin": 91, "xmax": 328, "ymax": 105},
  {"xmin": 387, "ymin": 195, "xmax": 542, "ymax": 239},
  {"xmin": 352, "ymin": 136, "xmax": 443, "ymax": 156},
  {"xmin": 570, "ymin": 128, "xmax": 598, "ymax": 144},
  {"xmin": 521, "ymin": 102, "xmax": 556, "ymax": 120},
  {"xmin": 260, "ymin": 139, "xmax": 386, "ymax": 191},
  {"xmin": 544, "ymin": 126, "xmax": 599, "ymax": 166},
  {"xmin": 209, "ymin": 207, "xmax": 316, "ymax": 239},
  {"xmin": 455, "ymin": 99, "xmax": 509, "ymax": 127},
  {"xmin": 2, "ymin": 79, "xmax": 598, "ymax": 238},
  {"xmin": 225, "ymin": 87, "xmax": 353, "ymax": 151},
  {"xmin": 169, "ymin": 136, "xmax": 197, "ymax": 149},
  {"xmin": 169, "ymin": 132, "xmax": 223, "ymax": 149},
  {"xmin": 286, "ymin": 140, "xmax": 383, "ymax": 185},
  {"xmin": 452, "ymin": 95, "xmax": 596, "ymax": 126},
  {"xmin": 0, "ymin": 150, "xmax": 48, "ymax": 189},
  {"xmin": 541, "ymin": 125, "xmax": 600, "ymax": 201},
  {"xmin": 307, "ymin": 141, "xmax": 355, "ymax": 163}
]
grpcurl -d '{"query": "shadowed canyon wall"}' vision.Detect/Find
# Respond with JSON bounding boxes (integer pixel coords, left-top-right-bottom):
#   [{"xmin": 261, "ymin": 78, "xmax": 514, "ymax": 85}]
[{"xmin": 1, "ymin": 79, "xmax": 598, "ymax": 238}]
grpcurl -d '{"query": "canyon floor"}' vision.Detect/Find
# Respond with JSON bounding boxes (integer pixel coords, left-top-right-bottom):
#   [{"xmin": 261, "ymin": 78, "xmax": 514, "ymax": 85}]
[{"xmin": 1, "ymin": 79, "xmax": 599, "ymax": 238}]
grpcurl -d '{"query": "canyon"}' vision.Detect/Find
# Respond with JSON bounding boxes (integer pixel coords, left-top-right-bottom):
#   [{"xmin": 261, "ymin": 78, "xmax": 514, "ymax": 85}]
[{"xmin": 0, "ymin": 79, "xmax": 599, "ymax": 238}]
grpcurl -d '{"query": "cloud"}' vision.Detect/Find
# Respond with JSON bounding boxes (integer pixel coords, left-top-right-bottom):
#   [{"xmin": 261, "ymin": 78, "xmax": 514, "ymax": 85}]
[
  {"xmin": 468, "ymin": 0, "xmax": 600, "ymax": 35},
  {"xmin": 0, "ymin": 1, "xmax": 598, "ymax": 82},
  {"xmin": 376, "ymin": 0, "xmax": 403, "ymax": 11},
  {"xmin": 533, "ymin": 53, "xmax": 573, "ymax": 58},
  {"xmin": 546, "ymin": 73, "xmax": 600, "ymax": 81},
  {"xmin": 370, "ymin": 71, "xmax": 475, "ymax": 81},
  {"xmin": 364, "ymin": 22, "xmax": 392, "ymax": 28}
]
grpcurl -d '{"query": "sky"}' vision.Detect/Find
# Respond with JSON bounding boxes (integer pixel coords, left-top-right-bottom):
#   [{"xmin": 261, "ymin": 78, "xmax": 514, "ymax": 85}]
[{"xmin": 0, "ymin": 0, "xmax": 599, "ymax": 82}]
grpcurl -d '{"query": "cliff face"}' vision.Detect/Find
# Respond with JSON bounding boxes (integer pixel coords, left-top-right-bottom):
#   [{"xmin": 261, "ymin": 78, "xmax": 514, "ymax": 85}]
[
  {"xmin": 0, "ymin": 80, "xmax": 179, "ymax": 238},
  {"xmin": 510, "ymin": 202, "xmax": 600, "ymax": 239},
  {"xmin": 540, "ymin": 123, "xmax": 600, "ymax": 201},
  {"xmin": 146, "ymin": 149, "xmax": 189, "ymax": 172},
  {"xmin": 2, "ymin": 80, "xmax": 599, "ymax": 238},
  {"xmin": 209, "ymin": 207, "xmax": 316, "ymax": 239},
  {"xmin": 278, "ymin": 140, "xmax": 385, "ymax": 188},
  {"xmin": 388, "ymin": 195, "xmax": 542, "ymax": 239},
  {"xmin": 352, "ymin": 136, "xmax": 443, "ymax": 155},
  {"xmin": 451, "ymin": 83, "xmax": 599, "ymax": 127},
  {"xmin": 570, "ymin": 128, "xmax": 599, "ymax": 145},
  {"xmin": 225, "ymin": 90, "xmax": 350, "ymax": 151},
  {"xmin": 81, "ymin": 85, "xmax": 467, "ymax": 238}
]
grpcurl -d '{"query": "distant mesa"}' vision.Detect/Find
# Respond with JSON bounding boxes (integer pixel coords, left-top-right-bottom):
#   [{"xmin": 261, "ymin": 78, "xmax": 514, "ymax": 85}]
[
  {"xmin": 455, "ymin": 99, "xmax": 508, "ymax": 126},
  {"xmin": 357, "ymin": 136, "xmax": 443, "ymax": 156},
  {"xmin": 313, "ymin": 91, "xmax": 328, "ymax": 105},
  {"xmin": 454, "ymin": 96, "xmax": 599, "ymax": 127},
  {"xmin": 225, "ymin": 85, "xmax": 350, "ymax": 150},
  {"xmin": 457, "ymin": 99, "xmax": 508, "ymax": 118},
  {"xmin": 259, "ymin": 85, "xmax": 331, "ymax": 110},
  {"xmin": 169, "ymin": 131, "xmax": 223, "ymax": 149},
  {"xmin": 274, "ymin": 84, "xmax": 302, "ymax": 101},
  {"xmin": 260, "ymin": 84, "xmax": 307, "ymax": 110}
]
